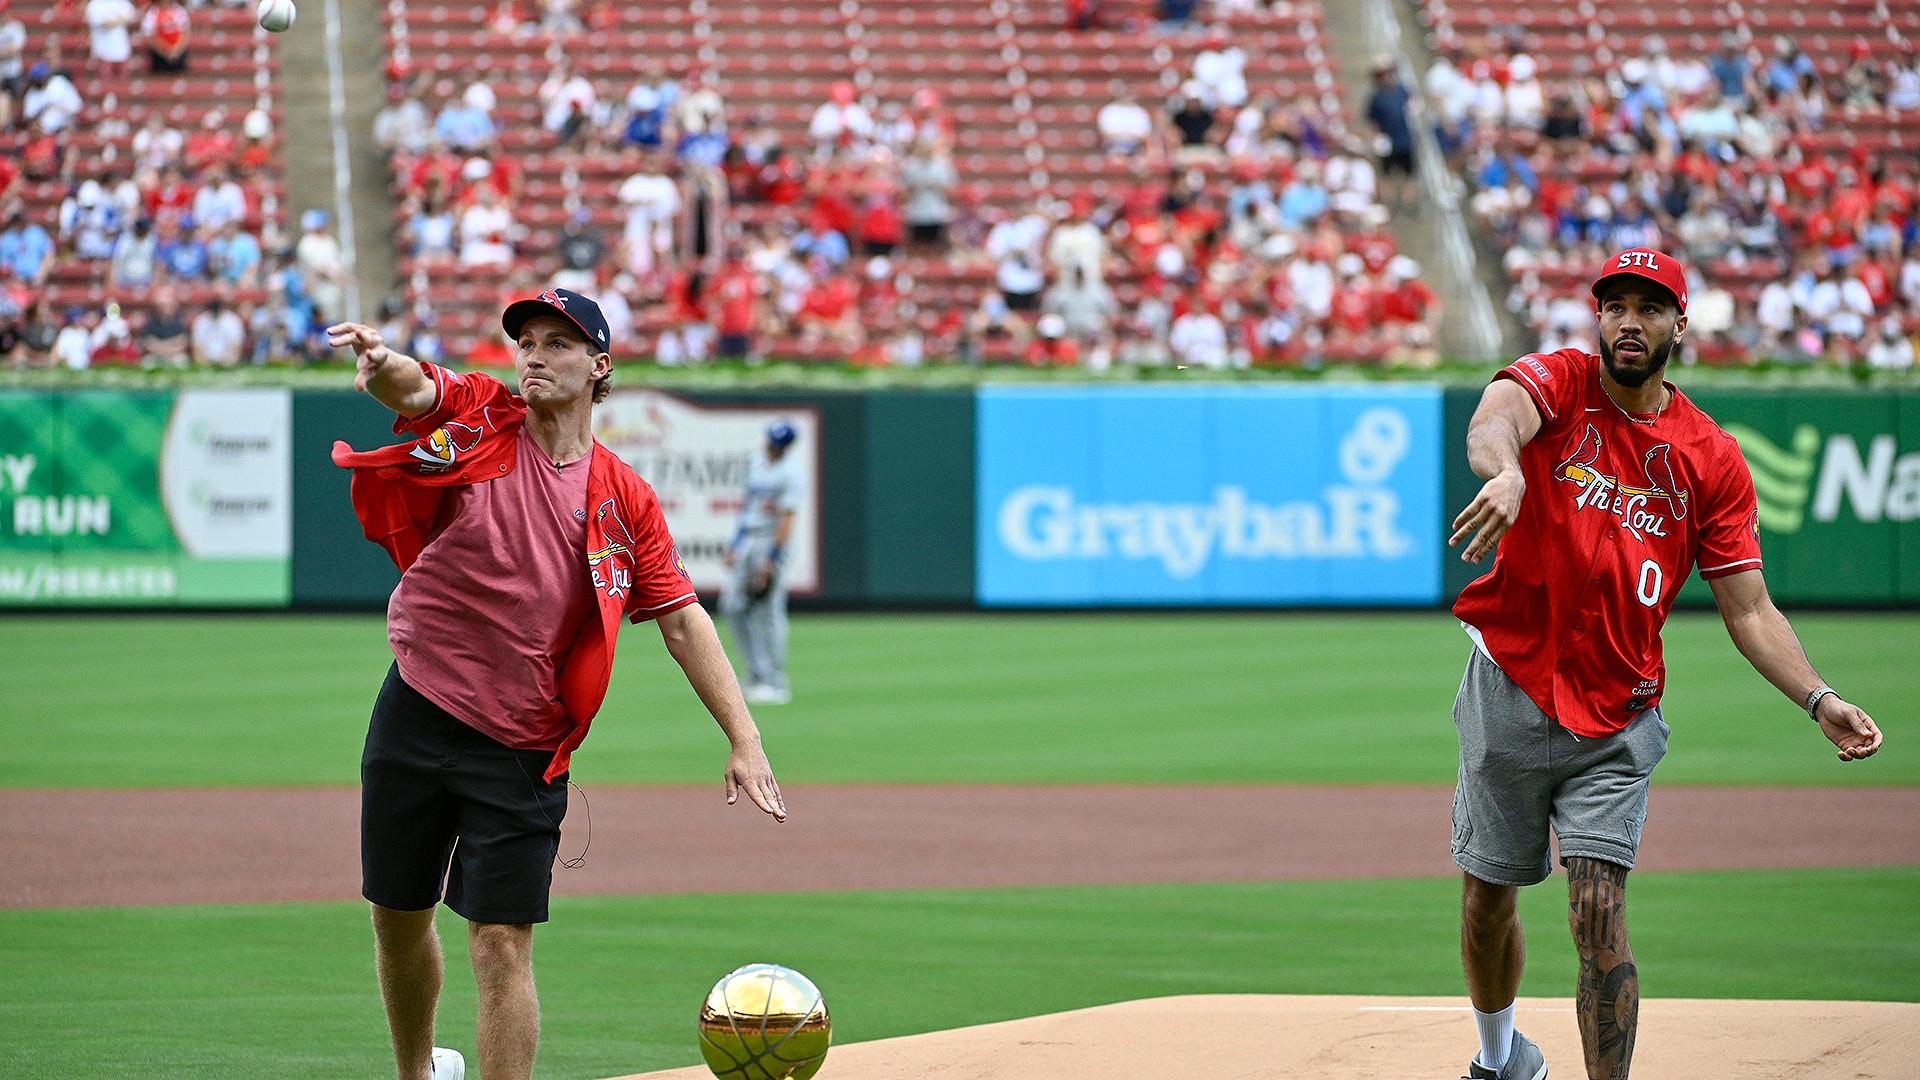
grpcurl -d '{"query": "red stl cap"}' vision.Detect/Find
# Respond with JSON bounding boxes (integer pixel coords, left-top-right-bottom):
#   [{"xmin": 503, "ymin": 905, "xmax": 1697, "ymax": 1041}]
[{"xmin": 1591, "ymin": 248, "xmax": 1688, "ymax": 314}]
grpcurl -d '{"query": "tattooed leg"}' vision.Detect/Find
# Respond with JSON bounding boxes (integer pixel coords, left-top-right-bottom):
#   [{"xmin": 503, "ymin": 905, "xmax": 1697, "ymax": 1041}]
[{"xmin": 1567, "ymin": 857, "xmax": 1638, "ymax": 1080}]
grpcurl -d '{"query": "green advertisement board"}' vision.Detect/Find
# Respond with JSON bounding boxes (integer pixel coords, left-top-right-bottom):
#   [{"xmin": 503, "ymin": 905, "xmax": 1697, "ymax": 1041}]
[
  {"xmin": 1677, "ymin": 390, "xmax": 1920, "ymax": 606},
  {"xmin": 0, "ymin": 390, "xmax": 292, "ymax": 606}
]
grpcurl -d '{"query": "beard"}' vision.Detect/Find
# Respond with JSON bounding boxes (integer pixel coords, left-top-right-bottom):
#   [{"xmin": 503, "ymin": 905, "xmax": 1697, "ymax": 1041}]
[{"xmin": 1598, "ymin": 334, "xmax": 1675, "ymax": 388}]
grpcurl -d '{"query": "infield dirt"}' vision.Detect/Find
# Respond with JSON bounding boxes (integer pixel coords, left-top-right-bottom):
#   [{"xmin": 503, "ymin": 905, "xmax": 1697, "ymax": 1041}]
[
  {"xmin": 608, "ymin": 994, "xmax": 1920, "ymax": 1080},
  {"xmin": 7, "ymin": 783, "xmax": 1919, "ymax": 908}
]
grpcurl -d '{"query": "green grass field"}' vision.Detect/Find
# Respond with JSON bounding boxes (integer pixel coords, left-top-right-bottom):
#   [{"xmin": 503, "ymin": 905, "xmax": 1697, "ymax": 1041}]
[
  {"xmin": 2, "ymin": 611, "xmax": 1914, "ymax": 1079},
  {"xmin": 0, "ymin": 612, "xmax": 1911, "ymax": 788},
  {"xmin": 3, "ymin": 870, "xmax": 1916, "ymax": 1079}
]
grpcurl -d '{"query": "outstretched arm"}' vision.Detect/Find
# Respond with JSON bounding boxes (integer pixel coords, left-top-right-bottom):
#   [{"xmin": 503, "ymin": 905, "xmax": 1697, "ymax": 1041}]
[
  {"xmin": 656, "ymin": 602, "xmax": 788, "ymax": 820},
  {"xmin": 1708, "ymin": 569, "xmax": 1882, "ymax": 761},
  {"xmin": 326, "ymin": 322, "xmax": 436, "ymax": 418},
  {"xmin": 1449, "ymin": 379, "xmax": 1543, "ymax": 563}
]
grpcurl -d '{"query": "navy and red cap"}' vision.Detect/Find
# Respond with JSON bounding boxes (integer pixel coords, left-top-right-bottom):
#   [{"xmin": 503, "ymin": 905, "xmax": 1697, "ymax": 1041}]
[
  {"xmin": 501, "ymin": 288, "xmax": 613, "ymax": 352},
  {"xmin": 1591, "ymin": 248, "xmax": 1688, "ymax": 315}
]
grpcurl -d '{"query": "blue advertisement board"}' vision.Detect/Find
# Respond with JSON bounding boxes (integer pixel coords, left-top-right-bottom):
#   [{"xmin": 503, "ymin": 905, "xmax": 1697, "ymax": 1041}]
[{"xmin": 976, "ymin": 386, "xmax": 1444, "ymax": 605}]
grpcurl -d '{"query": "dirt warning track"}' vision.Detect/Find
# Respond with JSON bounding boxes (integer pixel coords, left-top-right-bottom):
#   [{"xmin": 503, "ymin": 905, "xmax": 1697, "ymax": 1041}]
[{"xmin": 6, "ymin": 784, "xmax": 1917, "ymax": 909}]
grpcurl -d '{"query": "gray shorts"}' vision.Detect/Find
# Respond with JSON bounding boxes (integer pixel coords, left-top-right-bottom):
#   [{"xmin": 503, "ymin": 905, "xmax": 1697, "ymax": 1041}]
[{"xmin": 1451, "ymin": 648, "xmax": 1669, "ymax": 887}]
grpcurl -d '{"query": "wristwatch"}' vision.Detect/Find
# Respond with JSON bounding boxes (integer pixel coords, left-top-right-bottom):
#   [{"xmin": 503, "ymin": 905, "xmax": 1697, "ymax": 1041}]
[{"xmin": 1805, "ymin": 685, "xmax": 1838, "ymax": 722}]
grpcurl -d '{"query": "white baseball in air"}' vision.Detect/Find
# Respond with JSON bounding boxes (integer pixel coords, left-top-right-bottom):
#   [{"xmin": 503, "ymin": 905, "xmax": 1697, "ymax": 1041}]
[{"xmin": 257, "ymin": 0, "xmax": 296, "ymax": 33}]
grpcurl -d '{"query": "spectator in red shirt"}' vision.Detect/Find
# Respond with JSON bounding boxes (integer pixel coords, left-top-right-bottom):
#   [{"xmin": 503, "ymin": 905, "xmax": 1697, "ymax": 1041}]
[
  {"xmin": 141, "ymin": 0, "xmax": 189, "ymax": 74},
  {"xmin": 184, "ymin": 110, "xmax": 235, "ymax": 173},
  {"xmin": 1024, "ymin": 312, "xmax": 1082, "ymax": 366},
  {"xmin": 146, "ymin": 164, "xmax": 193, "ymax": 217},
  {"xmin": 713, "ymin": 251, "xmax": 758, "ymax": 360},
  {"xmin": 1328, "ymin": 253, "xmax": 1376, "ymax": 323},
  {"xmin": 466, "ymin": 333, "xmax": 514, "ymax": 367},
  {"xmin": 1785, "ymin": 145, "xmax": 1835, "ymax": 205},
  {"xmin": 237, "ymin": 108, "xmax": 274, "ymax": 174},
  {"xmin": 1327, "ymin": 253, "xmax": 1385, "ymax": 362},
  {"xmin": 809, "ymin": 176, "xmax": 856, "ymax": 239},
  {"xmin": 407, "ymin": 140, "xmax": 465, "ymax": 200},
  {"xmin": 858, "ymin": 255, "xmax": 903, "ymax": 316},
  {"xmin": 797, "ymin": 262, "xmax": 858, "ymax": 349},
  {"xmin": 757, "ymin": 148, "xmax": 804, "ymax": 206},
  {"xmin": 1379, "ymin": 255, "xmax": 1438, "ymax": 325},
  {"xmin": 857, "ymin": 189, "xmax": 902, "ymax": 256},
  {"xmin": 1348, "ymin": 206, "xmax": 1398, "ymax": 273},
  {"xmin": 455, "ymin": 155, "xmax": 513, "ymax": 209},
  {"xmin": 1380, "ymin": 255, "xmax": 1442, "ymax": 367},
  {"xmin": 1829, "ymin": 166, "xmax": 1874, "ymax": 229}
]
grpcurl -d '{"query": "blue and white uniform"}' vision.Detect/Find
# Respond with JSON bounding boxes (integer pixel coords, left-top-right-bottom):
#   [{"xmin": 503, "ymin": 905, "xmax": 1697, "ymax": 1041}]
[{"xmin": 722, "ymin": 424, "xmax": 804, "ymax": 697}]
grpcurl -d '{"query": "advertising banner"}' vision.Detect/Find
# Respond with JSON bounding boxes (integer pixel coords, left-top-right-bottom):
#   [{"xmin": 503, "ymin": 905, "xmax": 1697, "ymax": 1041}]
[
  {"xmin": 0, "ymin": 390, "xmax": 292, "ymax": 606},
  {"xmin": 976, "ymin": 386, "xmax": 1443, "ymax": 605},
  {"xmin": 1677, "ymin": 390, "xmax": 1920, "ymax": 606},
  {"xmin": 592, "ymin": 389, "xmax": 822, "ymax": 594}
]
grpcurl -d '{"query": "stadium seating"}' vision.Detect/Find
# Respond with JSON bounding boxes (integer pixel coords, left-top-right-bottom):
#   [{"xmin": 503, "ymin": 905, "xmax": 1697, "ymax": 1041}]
[
  {"xmin": 380, "ymin": 0, "xmax": 1415, "ymax": 367},
  {"xmin": 1, "ymin": 0, "xmax": 285, "ymax": 362},
  {"xmin": 1415, "ymin": 0, "xmax": 1920, "ymax": 366}
]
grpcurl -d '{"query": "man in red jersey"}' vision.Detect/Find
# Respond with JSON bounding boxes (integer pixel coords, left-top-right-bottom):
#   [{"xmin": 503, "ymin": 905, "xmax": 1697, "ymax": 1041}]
[
  {"xmin": 326, "ymin": 288, "xmax": 787, "ymax": 1080},
  {"xmin": 1444, "ymin": 249, "xmax": 1884, "ymax": 1080}
]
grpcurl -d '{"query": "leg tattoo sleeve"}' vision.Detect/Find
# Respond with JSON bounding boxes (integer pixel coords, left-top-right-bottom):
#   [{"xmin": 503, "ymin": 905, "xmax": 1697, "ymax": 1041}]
[{"xmin": 1568, "ymin": 858, "xmax": 1638, "ymax": 1080}]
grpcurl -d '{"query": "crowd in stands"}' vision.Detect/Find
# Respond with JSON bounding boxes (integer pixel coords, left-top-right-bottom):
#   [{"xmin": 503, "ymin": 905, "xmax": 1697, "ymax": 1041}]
[
  {"xmin": 364, "ymin": 0, "xmax": 1440, "ymax": 370},
  {"xmin": 0, "ymin": 0, "xmax": 319, "ymax": 368},
  {"xmin": 1424, "ymin": 28, "xmax": 1920, "ymax": 369},
  {"xmin": 19, "ymin": 0, "xmax": 1915, "ymax": 371}
]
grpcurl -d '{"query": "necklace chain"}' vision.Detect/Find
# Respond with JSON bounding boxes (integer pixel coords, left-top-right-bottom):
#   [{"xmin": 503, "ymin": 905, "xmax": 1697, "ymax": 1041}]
[{"xmin": 1601, "ymin": 370, "xmax": 1668, "ymax": 426}]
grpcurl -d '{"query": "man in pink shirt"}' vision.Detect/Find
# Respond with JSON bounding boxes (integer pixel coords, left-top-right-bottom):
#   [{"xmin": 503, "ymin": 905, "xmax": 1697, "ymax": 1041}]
[{"xmin": 327, "ymin": 289, "xmax": 786, "ymax": 1080}]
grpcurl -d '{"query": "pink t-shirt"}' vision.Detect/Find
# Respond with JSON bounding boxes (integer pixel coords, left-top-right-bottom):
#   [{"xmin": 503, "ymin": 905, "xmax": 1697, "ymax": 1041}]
[{"xmin": 388, "ymin": 427, "xmax": 597, "ymax": 749}]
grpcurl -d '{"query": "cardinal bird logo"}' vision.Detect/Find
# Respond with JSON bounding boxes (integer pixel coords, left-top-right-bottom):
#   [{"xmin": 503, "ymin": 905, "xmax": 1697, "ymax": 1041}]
[
  {"xmin": 1555, "ymin": 423, "xmax": 1690, "ymax": 541},
  {"xmin": 407, "ymin": 419, "xmax": 486, "ymax": 471},
  {"xmin": 587, "ymin": 498, "xmax": 637, "ymax": 599}
]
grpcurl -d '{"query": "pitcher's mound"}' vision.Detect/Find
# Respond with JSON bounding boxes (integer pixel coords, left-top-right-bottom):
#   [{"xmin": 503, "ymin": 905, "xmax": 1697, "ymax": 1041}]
[{"xmin": 606, "ymin": 994, "xmax": 1919, "ymax": 1080}]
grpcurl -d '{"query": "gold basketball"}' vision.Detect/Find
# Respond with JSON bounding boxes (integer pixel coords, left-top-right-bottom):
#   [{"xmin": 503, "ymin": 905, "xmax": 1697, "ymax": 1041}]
[{"xmin": 697, "ymin": 963, "xmax": 831, "ymax": 1080}]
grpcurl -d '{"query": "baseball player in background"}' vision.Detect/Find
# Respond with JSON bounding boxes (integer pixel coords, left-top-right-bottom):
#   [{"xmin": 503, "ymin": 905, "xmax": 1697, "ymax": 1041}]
[
  {"xmin": 722, "ymin": 420, "xmax": 804, "ymax": 704},
  {"xmin": 1445, "ymin": 249, "xmax": 1884, "ymax": 1080},
  {"xmin": 326, "ymin": 289, "xmax": 786, "ymax": 1080}
]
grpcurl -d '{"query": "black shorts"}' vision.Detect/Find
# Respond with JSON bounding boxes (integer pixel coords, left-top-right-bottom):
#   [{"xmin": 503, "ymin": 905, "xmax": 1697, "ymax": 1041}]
[{"xmin": 361, "ymin": 664, "xmax": 568, "ymax": 924}]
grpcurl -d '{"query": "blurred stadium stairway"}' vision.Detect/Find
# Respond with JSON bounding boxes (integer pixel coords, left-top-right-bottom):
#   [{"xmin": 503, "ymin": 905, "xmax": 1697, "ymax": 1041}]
[
  {"xmin": 1319, "ymin": 0, "xmax": 1513, "ymax": 359},
  {"xmin": 282, "ymin": 0, "xmax": 395, "ymax": 322}
]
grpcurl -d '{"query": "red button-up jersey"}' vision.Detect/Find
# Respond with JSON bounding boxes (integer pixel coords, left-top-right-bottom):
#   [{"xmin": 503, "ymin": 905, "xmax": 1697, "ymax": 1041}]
[{"xmin": 1452, "ymin": 349, "xmax": 1763, "ymax": 737}]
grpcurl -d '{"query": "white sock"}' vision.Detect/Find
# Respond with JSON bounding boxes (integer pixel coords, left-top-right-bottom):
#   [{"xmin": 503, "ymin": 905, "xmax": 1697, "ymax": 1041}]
[{"xmin": 1473, "ymin": 1001, "xmax": 1516, "ymax": 1070}]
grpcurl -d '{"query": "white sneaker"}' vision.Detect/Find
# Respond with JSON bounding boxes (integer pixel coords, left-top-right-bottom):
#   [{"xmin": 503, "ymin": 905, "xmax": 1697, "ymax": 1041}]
[
  {"xmin": 743, "ymin": 683, "xmax": 791, "ymax": 705},
  {"xmin": 431, "ymin": 1047, "xmax": 465, "ymax": 1080}
]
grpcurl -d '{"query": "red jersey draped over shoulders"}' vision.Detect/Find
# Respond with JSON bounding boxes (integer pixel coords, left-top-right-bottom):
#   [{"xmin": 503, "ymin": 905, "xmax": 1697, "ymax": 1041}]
[
  {"xmin": 331, "ymin": 363, "xmax": 699, "ymax": 780},
  {"xmin": 1451, "ymin": 348, "xmax": 1763, "ymax": 737},
  {"xmin": 386, "ymin": 424, "xmax": 595, "ymax": 751}
]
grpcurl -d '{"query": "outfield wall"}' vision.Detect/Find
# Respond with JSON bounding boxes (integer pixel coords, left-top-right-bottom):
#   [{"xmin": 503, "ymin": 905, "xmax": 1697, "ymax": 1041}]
[{"xmin": 2, "ymin": 385, "xmax": 1915, "ymax": 609}]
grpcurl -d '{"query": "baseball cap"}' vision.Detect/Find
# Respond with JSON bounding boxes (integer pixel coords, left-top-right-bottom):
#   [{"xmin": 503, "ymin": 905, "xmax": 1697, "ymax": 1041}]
[
  {"xmin": 766, "ymin": 420, "xmax": 797, "ymax": 448},
  {"xmin": 501, "ymin": 288, "xmax": 613, "ymax": 352},
  {"xmin": 1591, "ymin": 248, "xmax": 1688, "ymax": 314}
]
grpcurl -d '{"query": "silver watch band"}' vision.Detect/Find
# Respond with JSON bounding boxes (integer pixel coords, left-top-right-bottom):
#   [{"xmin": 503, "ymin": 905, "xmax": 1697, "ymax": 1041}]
[{"xmin": 1806, "ymin": 685, "xmax": 1838, "ymax": 722}]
